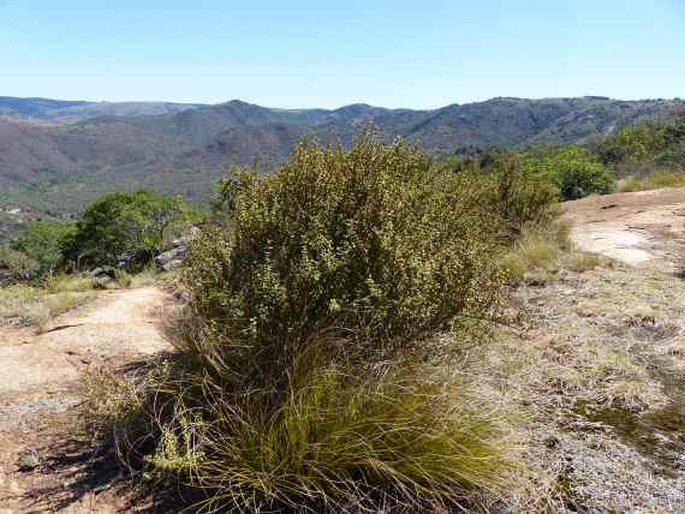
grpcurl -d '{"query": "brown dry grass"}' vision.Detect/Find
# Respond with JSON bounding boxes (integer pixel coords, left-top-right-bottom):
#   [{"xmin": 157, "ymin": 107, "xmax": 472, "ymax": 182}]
[{"xmin": 480, "ymin": 256, "xmax": 685, "ymax": 511}]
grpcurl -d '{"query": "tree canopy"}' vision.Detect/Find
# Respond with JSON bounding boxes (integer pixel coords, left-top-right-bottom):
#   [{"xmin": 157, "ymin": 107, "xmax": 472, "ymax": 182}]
[
  {"xmin": 65, "ymin": 190, "xmax": 195, "ymax": 268},
  {"xmin": 9, "ymin": 220, "xmax": 76, "ymax": 278}
]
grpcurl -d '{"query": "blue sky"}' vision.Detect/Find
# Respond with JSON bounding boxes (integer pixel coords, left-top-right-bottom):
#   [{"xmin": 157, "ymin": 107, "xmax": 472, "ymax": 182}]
[{"xmin": 1, "ymin": 0, "xmax": 684, "ymax": 108}]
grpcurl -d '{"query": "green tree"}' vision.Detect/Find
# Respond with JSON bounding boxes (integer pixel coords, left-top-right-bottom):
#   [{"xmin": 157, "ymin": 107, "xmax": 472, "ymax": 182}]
[
  {"xmin": 0, "ymin": 244, "xmax": 36, "ymax": 282},
  {"xmin": 531, "ymin": 146, "xmax": 614, "ymax": 200},
  {"xmin": 66, "ymin": 190, "xmax": 194, "ymax": 268},
  {"xmin": 595, "ymin": 111, "xmax": 685, "ymax": 171},
  {"xmin": 10, "ymin": 220, "xmax": 76, "ymax": 278}
]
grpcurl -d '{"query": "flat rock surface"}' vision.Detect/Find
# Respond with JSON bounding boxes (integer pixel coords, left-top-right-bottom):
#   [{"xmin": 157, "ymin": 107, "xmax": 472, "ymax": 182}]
[{"xmin": 565, "ymin": 186, "xmax": 685, "ymax": 269}]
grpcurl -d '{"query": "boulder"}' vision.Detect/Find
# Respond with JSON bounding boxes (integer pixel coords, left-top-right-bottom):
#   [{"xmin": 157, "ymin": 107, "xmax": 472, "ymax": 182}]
[
  {"xmin": 155, "ymin": 245, "xmax": 186, "ymax": 271},
  {"xmin": 90, "ymin": 266, "xmax": 116, "ymax": 289},
  {"xmin": 154, "ymin": 226, "xmax": 200, "ymax": 271},
  {"xmin": 90, "ymin": 266, "xmax": 116, "ymax": 279},
  {"xmin": 116, "ymin": 250, "xmax": 137, "ymax": 269},
  {"xmin": 115, "ymin": 249, "xmax": 151, "ymax": 271}
]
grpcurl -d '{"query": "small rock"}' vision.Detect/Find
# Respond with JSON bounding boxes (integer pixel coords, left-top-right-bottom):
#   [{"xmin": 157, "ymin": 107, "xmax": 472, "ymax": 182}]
[{"xmin": 90, "ymin": 266, "xmax": 116, "ymax": 279}]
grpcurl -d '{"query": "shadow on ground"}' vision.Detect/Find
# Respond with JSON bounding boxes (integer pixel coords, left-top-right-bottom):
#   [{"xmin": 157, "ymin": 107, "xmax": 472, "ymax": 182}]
[{"xmin": 17, "ymin": 356, "xmax": 199, "ymax": 514}]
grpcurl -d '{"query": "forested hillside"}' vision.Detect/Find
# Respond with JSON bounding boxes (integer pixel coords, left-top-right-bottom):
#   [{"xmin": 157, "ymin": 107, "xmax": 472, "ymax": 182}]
[{"xmin": 0, "ymin": 96, "xmax": 682, "ymax": 240}]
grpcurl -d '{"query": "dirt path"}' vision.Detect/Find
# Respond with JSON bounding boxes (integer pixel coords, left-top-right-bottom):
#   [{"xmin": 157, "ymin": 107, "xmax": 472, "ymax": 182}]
[
  {"xmin": 565, "ymin": 186, "xmax": 685, "ymax": 270},
  {"xmin": 0, "ymin": 287, "xmax": 172, "ymax": 513}
]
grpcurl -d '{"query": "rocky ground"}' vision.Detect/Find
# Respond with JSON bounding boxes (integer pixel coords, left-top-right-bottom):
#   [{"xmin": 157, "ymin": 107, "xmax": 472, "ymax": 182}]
[
  {"xmin": 0, "ymin": 287, "xmax": 172, "ymax": 513},
  {"xmin": 486, "ymin": 187, "xmax": 685, "ymax": 512},
  {"xmin": 567, "ymin": 187, "xmax": 685, "ymax": 271}
]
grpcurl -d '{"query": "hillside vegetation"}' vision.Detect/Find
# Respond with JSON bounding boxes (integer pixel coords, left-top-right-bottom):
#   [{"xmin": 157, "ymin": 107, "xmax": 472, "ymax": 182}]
[
  {"xmin": 3, "ymin": 117, "xmax": 685, "ymax": 511},
  {"xmin": 0, "ymin": 96, "xmax": 204, "ymax": 121},
  {"xmin": 1, "ymin": 96, "xmax": 682, "ymax": 237},
  {"xmin": 0, "ymin": 190, "xmax": 195, "ymax": 288}
]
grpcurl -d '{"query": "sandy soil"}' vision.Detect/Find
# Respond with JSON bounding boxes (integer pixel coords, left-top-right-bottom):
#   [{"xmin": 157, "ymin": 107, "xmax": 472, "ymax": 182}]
[
  {"xmin": 565, "ymin": 186, "xmax": 685, "ymax": 269},
  {"xmin": 0, "ymin": 287, "xmax": 172, "ymax": 513}
]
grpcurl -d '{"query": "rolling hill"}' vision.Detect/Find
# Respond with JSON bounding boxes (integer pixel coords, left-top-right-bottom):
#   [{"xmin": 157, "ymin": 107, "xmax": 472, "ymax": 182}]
[
  {"xmin": 0, "ymin": 95, "xmax": 683, "ymax": 239},
  {"xmin": 0, "ymin": 96, "xmax": 205, "ymax": 122}
]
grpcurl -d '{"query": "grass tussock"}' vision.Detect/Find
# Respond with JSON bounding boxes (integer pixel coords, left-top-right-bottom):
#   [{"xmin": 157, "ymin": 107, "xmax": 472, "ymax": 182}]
[
  {"xmin": 46, "ymin": 269, "xmax": 161, "ymax": 293},
  {"xmin": 81, "ymin": 367, "xmax": 146, "ymax": 435},
  {"xmin": 149, "ymin": 357, "xmax": 515, "ymax": 512},
  {"xmin": 567, "ymin": 252, "xmax": 603, "ymax": 273},
  {"xmin": 617, "ymin": 170, "xmax": 685, "ymax": 192},
  {"xmin": 500, "ymin": 222, "xmax": 612, "ymax": 284},
  {"xmin": 46, "ymin": 273, "xmax": 95, "ymax": 293},
  {"xmin": 129, "ymin": 267, "xmax": 162, "ymax": 288},
  {"xmin": 0, "ymin": 283, "xmax": 94, "ymax": 328},
  {"xmin": 500, "ymin": 223, "xmax": 569, "ymax": 283}
]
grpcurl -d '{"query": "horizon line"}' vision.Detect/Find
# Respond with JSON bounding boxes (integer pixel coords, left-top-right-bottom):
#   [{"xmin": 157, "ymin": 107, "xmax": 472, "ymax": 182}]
[{"xmin": 1, "ymin": 94, "xmax": 683, "ymax": 113}]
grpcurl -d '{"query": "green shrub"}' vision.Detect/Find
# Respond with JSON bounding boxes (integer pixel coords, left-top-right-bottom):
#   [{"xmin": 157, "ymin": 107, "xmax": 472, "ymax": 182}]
[
  {"xmin": 9, "ymin": 220, "xmax": 76, "ymax": 279},
  {"xmin": 490, "ymin": 152, "xmax": 560, "ymax": 235},
  {"xmin": 182, "ymin": 136, "xmax": 506, "ymax": 389},
  {"xmin": 0, "ymin": 244, "xmax": 35, "ymax": 283},
  {"xmin": 596, "ymin": 111, "xmax": 685, "ymax": 172},
  {"xmin": 534, "ymin": 147, "xmax": 614, "ymax": 201}
]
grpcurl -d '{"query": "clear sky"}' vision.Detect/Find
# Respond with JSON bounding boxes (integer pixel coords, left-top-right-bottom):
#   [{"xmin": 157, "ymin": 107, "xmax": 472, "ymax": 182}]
[{"xmin": 1, "ymin": 0, "xmax": 684, "ymax": 108}]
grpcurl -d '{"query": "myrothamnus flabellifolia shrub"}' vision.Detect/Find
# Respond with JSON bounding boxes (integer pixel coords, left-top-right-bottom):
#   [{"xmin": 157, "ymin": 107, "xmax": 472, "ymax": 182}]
[{"xmin": 182, "ymin": 136, "xmax": 506, "ymax": 388}]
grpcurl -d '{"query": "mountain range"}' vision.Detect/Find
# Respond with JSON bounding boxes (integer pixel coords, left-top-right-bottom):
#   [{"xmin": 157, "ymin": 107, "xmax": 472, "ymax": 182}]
[{"xmin": 0, "ymin": 94, "xmax": 682, "ymax": 240}]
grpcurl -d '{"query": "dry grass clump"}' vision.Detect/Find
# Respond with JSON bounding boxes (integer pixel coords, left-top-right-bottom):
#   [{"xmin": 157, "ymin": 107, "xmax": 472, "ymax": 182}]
[
  {"xmin": 45, "ymin": 269, "xmax": 160, "ymax": 294},
  {"xmin": 617, "ymin": 170, "xmax": 685, "ymax": 192},
  {"xmin": 46, "ymin": 273, "xmax": 94, "ymax": 293},
  {"xmin": 0, "ymin": 283, "xmax": 94, "ymax": 328},
  {"xmin": 148, "ymin": 356, "xmax": 516, "ymax": 513},
  {"xmin": 500, "ymin": 221, "xmax": 613, "ymax": 284},
  {"xmin": 500, "ymin": 223, "xmax": 569, "ymax": 284},
  {"xmin": 567, "ymin": 252, "xmax": 602, "ymax": 273},
  {"xmin": 129, "ymin": 267, "xmax": 162, "ymax": 288},
  {"xmin": 80, "ymin": 367, "xmax": 146, "ymax": 435}
]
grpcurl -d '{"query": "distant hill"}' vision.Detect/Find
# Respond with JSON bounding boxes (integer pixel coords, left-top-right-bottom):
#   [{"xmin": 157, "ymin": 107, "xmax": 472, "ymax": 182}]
[
  {"xmin": 0, "ymin": 97, "xmax": 91, "ymax": 118},
  {"xmin": 0, "ymin": 96, "xmax": 205, "ymax": 122},
  {"xmin": 1, "ymin": 95, "xmax": 683, "ymax": 233}
]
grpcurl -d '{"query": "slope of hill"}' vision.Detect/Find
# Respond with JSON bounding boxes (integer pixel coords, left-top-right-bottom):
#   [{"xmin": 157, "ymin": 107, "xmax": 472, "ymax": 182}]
[
  {"xmin": 0, "ymin": 97, "xmax": 89, "ymax": 118},
  {"xmin": 0, "ymin": 96, "xmax": 683, "ymax": 232},
  {"xmin": 0, "ymin": 96, "xmax": 205, "ymax": 122}
]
